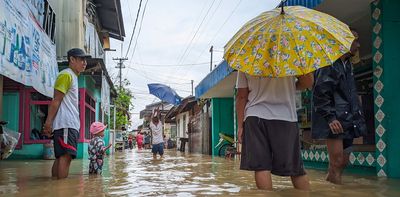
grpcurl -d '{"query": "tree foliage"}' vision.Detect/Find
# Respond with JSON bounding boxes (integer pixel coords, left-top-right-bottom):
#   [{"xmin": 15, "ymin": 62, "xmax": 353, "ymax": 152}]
[{"xmin": 110, "ymin": 79, "xmax": 134, "ymax": 130}]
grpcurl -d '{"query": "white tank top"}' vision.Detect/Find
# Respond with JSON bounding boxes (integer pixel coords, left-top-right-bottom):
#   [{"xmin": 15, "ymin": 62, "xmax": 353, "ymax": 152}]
[{"xmin": 53, "ymin": 68, "xmax": 80, "ymax": 131}]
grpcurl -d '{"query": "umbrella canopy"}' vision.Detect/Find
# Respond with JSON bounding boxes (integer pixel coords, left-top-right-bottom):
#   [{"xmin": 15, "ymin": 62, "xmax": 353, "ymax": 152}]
[
  {"xmin": 224, "ymin": 5, "xmax": 355, "ymax": 77},
  {"xmin": 147, "ymin": 83, "xmax": 182, "ymax": 105}
]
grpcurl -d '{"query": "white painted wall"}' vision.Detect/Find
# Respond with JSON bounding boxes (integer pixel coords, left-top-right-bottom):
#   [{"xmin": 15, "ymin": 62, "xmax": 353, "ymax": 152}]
[{"xmin": 176, "ymin": 112, "xmax": 189, "ymax": 138}]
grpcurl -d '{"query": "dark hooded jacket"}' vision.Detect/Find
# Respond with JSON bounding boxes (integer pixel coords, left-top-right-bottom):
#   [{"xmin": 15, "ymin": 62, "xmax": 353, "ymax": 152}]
[{"xmin": 311, "ymin": 58, "xmax": 367, "ymax": 139}]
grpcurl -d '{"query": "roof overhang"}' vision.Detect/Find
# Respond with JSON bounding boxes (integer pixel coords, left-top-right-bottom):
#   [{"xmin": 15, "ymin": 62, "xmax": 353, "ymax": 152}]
[
  {"xmin": 94, "ymin": 0, "xmax": 125, "ymax": 41},
  {"xmin": 315, "ymin": 0, "xmax": 375, "ymax": 59},
  {"xmin": 283, "ymin": 0, "xmax": 374, "ymax": 59},
  {"xmin": 195, "ymin": 61, "xmax": 236, "ymax": 99},
  {"xmin": 59, "ymin": 58, "xmax": 117, "ymax": 97}
]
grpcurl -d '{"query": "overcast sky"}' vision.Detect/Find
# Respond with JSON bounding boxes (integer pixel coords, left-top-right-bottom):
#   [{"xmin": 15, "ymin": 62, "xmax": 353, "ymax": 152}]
[{"xmin": 105, "ymin": 0, "xmax": 281, "ymax": 129}]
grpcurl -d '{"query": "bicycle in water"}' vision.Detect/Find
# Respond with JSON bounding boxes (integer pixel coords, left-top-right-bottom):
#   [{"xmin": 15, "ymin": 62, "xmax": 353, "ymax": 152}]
[{"xmin": 215, "ymin": 132, "xmax": 240, "ymax": 158}]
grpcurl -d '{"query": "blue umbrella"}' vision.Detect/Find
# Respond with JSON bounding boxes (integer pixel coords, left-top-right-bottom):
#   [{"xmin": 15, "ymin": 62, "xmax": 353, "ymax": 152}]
[{"xmin": 147, "ymin": 83, "xmax": 182, "ymax": 105}]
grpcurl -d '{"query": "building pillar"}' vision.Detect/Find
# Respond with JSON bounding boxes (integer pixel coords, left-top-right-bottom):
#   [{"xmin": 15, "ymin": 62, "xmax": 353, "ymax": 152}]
[{"xmin": 372, "ymin": 0, "xmax": 400, "ymax": 178}]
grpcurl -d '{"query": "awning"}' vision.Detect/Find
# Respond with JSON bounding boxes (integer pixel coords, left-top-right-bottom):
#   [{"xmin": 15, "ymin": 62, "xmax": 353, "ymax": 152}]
[
  {"xmin": 60, "ymin": 58, "xmax": 117, "ymax": 97},
  {"xmin": 195, "ymin": 61, "xmax": 236, "ymax": 99},
  {"xmin": 94, "ymin": 0, "xmax": 125, "ymax": 41},
  {"xmin": 315, "ymin": 0, "xmax": 375, "ymax": 59}
]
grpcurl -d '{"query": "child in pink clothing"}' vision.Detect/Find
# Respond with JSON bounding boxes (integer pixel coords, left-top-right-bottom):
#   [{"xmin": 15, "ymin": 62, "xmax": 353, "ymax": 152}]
[{"xmin": 88, "ymin": 122, "xmax": 112, "ymax": 174}]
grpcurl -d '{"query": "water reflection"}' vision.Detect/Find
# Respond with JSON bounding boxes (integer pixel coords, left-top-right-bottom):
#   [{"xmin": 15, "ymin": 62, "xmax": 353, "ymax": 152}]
[{"xmin": 0, "ymin": 150, "xmax": 399, "ymax": 196}]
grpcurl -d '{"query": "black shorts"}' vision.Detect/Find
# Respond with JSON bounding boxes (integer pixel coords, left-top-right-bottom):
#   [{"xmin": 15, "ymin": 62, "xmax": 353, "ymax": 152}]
[
  {"xmin": 53, "ymin": 128, "xmax": 78, "ymax": 159},
  {"xmin": 240, "ymin": 117, "xmax": 306, "ymax": 177}
]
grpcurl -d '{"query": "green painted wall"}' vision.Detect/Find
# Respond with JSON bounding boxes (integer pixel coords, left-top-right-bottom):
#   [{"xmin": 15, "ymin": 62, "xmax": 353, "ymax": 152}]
[
  {"xmin": 380, "ymin": 0, "xmax": 400, "ymax": 178},
  {"xmin": 2, "ymin": 92, "xmax": 19, "ymax": 133},
  {"xmin": 211, "ymin": 98, "xmax": 234, "ymax": 156},
  {"xmin": 2, "ymin": 92, "xmax": 38, "ymax": 159},
  {"xmin": 10, "ymin": 144, "xmax": 44, "ymax": 159},
  {"xmin": 77, "ymin": 142, "xmax": 89, "ymax": 159},
  {"xmin": 78, "ymin": 75, "xmax": 96, "ymax": 89}
]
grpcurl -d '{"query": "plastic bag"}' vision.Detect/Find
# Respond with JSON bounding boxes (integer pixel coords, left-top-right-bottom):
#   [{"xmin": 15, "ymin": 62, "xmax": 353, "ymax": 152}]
[{"xmin": 0, "ymin": 127, "xmax": 20, "ymax": 160}]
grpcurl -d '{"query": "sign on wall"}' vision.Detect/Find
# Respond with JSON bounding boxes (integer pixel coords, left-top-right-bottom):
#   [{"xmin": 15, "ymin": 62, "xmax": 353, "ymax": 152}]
[{"xmin": 0, "ymin": 0, "xmax": 58, "ymax": 97}]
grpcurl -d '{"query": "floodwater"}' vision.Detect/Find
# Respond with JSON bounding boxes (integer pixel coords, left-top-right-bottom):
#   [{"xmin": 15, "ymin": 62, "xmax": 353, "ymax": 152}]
[{"xmin": 1, "ymin": 150, "xmax": 400, "ymax": 197}]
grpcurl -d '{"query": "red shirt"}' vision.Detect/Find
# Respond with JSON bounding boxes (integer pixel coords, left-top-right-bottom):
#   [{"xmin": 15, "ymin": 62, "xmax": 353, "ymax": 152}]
[{"xmin": 136, "ymin": 134, "xmax": 143, "ymax": 143}]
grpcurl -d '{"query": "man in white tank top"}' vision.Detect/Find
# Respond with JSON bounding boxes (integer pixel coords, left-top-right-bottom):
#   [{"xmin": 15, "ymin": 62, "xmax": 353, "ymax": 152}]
[{"xmin": 43, "ymin": 48, "xmax": 90, "ymax": 179}]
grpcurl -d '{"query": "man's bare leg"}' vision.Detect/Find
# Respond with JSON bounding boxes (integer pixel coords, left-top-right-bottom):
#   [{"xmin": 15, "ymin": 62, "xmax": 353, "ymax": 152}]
[
  {"xmin": 153, "ymin": 153, "xmax": 157, "ymax": 160},
  {"xmin": 255, "ymin": 170, "xmax": 273, "ymax": 190},
  {"xmin": 52, "ymin": 158, "xmax": 59, "ymax": 178},
  {"xmin": 291, "ymin": 175, "xmax": 310, "ymax": 190},
  {"xmin": 57, "ymin": 154, "xmax": 72, "ymax": 179},
  {"xmin": 326, "ymin": 139, "xmax": 344, "ymax": 184}
]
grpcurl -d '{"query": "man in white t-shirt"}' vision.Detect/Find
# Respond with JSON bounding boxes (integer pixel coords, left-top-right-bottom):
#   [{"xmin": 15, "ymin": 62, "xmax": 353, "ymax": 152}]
[
  {"xmin": 149, "ymin": 108, "xmax": 164, "ymax": 159},
  {"xmin": 236, "ymin": 71, "xmax": 313, "ymax": 190},
  {"xmin": 43, "ymin": 48, "xmax": 90, "ymax": 179}
]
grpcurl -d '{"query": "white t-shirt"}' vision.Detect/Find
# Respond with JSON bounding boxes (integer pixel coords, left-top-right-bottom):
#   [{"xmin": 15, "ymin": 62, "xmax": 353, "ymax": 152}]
[
  {"xmin": 52, "ymin": 68, "xmax": 80, "ymax": 131},
  {"xmin": 150, "ymin": 121, "xmax": 164, "ymax": 144},
  {"xmin": 236, "ymin": 71, "xmax": 297, "ymax": 122}
]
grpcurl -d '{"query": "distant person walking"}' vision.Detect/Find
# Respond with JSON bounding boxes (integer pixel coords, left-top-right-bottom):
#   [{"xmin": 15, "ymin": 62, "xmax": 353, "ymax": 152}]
[
  {"xmin": 150, "ymin": 108, "xmax": 164, "ymax": 159},
  {"xmin": 136, "ymin": 132, "xmax": 144, "ymax": 150},
  {"xmin": 43, "ymin": 48, "xmax": 90, "ymax": 179}
]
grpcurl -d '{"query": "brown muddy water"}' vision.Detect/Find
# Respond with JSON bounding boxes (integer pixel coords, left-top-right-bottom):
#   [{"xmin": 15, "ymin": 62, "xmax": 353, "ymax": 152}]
[{"xmin": 0, "ymin": 150, "xmax": 399, "ymax": 196}]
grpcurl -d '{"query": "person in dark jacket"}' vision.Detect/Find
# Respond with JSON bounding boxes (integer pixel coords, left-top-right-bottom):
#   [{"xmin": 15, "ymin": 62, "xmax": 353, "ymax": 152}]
[{"xmin": 311, "ymin": 30, "xmax": 367, "ymax": 184}]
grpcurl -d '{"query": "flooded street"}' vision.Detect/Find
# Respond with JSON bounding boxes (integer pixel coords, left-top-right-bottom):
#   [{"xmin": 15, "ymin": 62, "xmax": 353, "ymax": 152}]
[{"xmin": 1, "ymin": 150, "xmax": 400, "ymax": 196}]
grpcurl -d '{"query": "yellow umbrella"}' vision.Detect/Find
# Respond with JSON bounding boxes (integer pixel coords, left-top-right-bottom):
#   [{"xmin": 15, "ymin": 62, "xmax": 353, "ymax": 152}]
[{"xmin": 224, "ymin": 5, "xmax": 355, "ymax": 77}]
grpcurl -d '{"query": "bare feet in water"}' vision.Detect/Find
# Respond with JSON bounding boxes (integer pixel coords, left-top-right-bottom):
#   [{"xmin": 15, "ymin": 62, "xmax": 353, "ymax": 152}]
[{"xmin": 326, "ymin": 167, "xmax": 342, "ymax": 184}]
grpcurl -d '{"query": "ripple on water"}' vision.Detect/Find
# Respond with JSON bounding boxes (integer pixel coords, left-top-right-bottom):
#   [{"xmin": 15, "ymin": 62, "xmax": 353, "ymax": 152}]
[{"xmin": 1, "ymin": 150, "xmax": 400, "ymax": 196}]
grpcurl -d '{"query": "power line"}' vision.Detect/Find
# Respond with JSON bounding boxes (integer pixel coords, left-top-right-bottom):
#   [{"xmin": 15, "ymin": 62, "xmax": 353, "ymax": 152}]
[
  {"xmin": 129, "ymin": 0, "xmax": 149, "ymax": 65},
  {"xmin": 126, "ymin": 66, "xmax": 193, "ymax": 84},
  {"xmin": 195, "ymin": 0, "xmax": 243, "ymax": 63},
  {"xmin": 176, "ymin": 1, "xmax": 209, "ymax": 65},
  {"xmin": 177, "ymin": 0, "xmax": 217, "ymax": 65},
  {"xmin": 180, "ymin": 0, "xmax": 223, "ymax": 64},
  {"xmin": 131, "ymin": 61, "xmax": 219, "ymax": 67},
  {"xmin": 124, "ymin": 0, "xmax": 143, "ymax": 58}
]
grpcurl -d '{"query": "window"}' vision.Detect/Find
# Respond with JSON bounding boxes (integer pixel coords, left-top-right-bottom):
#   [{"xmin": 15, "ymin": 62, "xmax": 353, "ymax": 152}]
[
  {"xmin": 177, "ymin": 119, "xmax": 180, "ymax": 137},
  {"xmin": 84, "ymin": 91, "xmax": 96, "ymax": 140},
  {"xmin": 183, "ymin": 115, "xmax": 186, "ymax": 136},
  {"xmin": 24, "ymin": 89, "xmax": 52, "ymax": 144},
  {"xmin": 42, "ymin": 0, "xmax": 56, "ymax": 42},
  {"xmin": 170, "ymin": 125, "xmax": 177, "ymax": 139}
]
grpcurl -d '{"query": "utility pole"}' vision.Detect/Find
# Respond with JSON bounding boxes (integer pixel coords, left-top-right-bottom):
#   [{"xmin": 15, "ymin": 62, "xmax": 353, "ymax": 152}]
[
  {"xmin": 113, "ymin": 57, "xmax": 128, "ymax": 91},
  {"xmin": 191, "ymin": 80, "xmax": 194, "ymax": 96},
  {"xmin": 209, "ymin": 45, "xmax": 213, "ymax": 72}
]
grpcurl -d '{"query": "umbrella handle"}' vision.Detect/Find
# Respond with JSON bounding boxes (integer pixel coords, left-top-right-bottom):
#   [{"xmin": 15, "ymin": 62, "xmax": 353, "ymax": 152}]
[{"xmin": 280, "ymin": 0, "xmax": 287, "ymax": 15}]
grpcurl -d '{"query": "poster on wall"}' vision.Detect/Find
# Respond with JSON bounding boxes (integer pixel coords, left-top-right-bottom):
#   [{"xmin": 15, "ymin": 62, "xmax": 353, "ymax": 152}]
[
  {"xmin": 101, "ymin": 75, "xmax": 110, "ymax": 115},
  {"xmin": 0, "ymin": 0, "xmax": 58, "ymax": 97}
]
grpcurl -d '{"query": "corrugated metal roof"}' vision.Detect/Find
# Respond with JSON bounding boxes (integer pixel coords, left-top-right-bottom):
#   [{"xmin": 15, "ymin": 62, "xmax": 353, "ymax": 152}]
[
  {"xmin": 195, "ymin": 61, "xmax": 234, "ymax": 99},
  {"xmin": 282, "ymin": 0, "xmax": 324, "ymax": 8}
]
